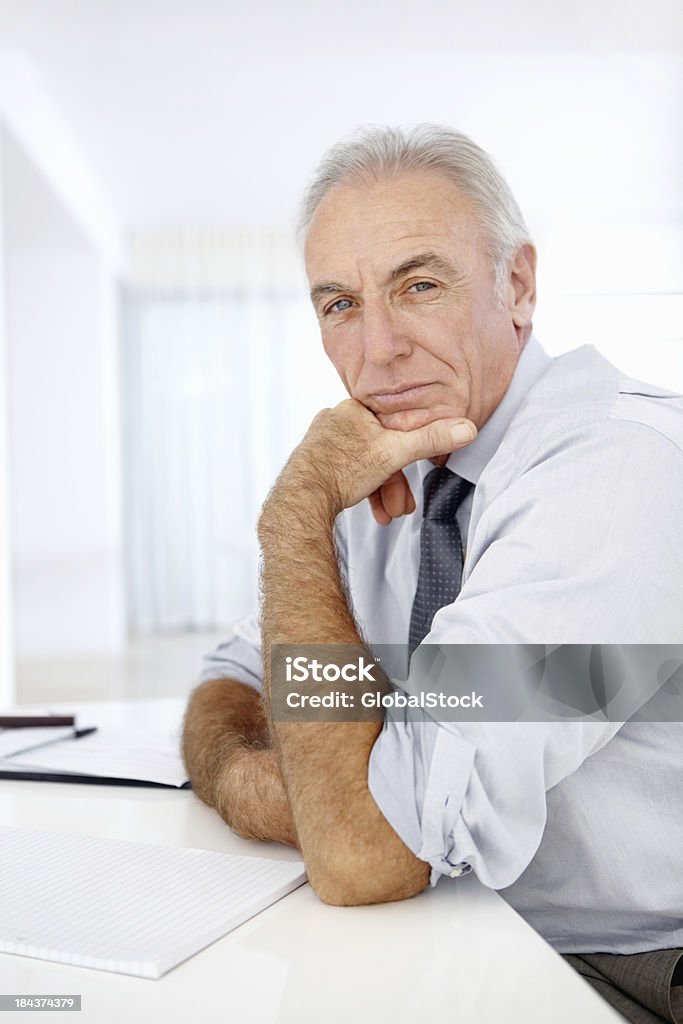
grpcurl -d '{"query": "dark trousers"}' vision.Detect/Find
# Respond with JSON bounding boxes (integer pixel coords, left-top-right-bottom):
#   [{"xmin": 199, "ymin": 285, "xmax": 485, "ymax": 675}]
[{"xmin": 563, "ymin": 949, "xmax": 683, "ymax": 1024}]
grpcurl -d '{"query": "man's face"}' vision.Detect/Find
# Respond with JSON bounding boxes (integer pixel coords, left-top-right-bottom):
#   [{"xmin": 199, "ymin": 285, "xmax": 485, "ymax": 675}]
[{"xmin": 305, "ymin": 170, "xmax": 530, "ymax": 433}]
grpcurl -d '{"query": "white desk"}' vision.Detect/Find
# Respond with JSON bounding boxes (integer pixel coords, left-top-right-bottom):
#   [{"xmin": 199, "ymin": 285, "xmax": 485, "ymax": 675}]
[{"xmin": 0, "ymin": 700, "xmax": 621, "ymax": 1024}]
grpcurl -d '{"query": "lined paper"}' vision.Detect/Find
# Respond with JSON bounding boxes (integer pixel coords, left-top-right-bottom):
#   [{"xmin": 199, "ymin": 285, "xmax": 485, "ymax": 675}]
[{"xmin": 0, "ymin": 827, "xmax": 306, "ymax": 978}]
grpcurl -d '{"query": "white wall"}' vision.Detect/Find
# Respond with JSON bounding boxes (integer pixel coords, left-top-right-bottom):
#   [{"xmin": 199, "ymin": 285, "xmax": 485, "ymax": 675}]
[
  {"xmin": 2, "ymin": 127, "xmax": 125, "ymax": 660},
  {"xmin": 0, "ymin": 55, "xmax": 120, "ymax": 267}
]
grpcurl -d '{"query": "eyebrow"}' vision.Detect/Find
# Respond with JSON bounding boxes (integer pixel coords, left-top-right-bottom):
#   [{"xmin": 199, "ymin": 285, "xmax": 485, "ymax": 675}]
[
  {"xmin": 387, "ymin": 252, "xmax": 457, "ymax": 284},
  {"xmin": 309, "ymin": 251, "xmax": 459, "ymax": 308}
]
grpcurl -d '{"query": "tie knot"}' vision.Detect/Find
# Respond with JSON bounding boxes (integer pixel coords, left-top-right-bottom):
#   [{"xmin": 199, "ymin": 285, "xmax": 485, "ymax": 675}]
[{"xmin": 422, "ymin": 467, "xmax": 471, "ymax": 521}]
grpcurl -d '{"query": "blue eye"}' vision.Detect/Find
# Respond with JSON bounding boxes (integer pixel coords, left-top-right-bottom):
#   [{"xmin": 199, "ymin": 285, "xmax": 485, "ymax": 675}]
[
  {"xmin": 410, "ymin": 281, "xmax": 435, "ymax": 292},
  {"xmin": 329, "ymin": 298, "xmax": 353, "ymax": 313}
]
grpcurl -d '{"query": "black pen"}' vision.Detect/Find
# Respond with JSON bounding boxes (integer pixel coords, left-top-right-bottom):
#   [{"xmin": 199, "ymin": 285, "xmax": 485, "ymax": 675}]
[{"xmin": 6, "ymin": 727, "xmax": 98, "ymax": 758}]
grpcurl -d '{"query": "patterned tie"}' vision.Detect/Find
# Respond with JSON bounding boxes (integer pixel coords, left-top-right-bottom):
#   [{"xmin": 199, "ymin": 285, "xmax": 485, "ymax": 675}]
[{"xmin": 408, "ymin": 467, "xmax": 472, "ymax": 650}]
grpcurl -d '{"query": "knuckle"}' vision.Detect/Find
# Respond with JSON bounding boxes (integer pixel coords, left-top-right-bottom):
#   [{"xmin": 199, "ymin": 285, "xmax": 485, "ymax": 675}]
[
  {"xmin": 425, "ymin": 423, "xmax": 445, "ymax": 452},
  {"xmin": 312, "ymin": 407, "xmax": 332, "ymax": 426}
]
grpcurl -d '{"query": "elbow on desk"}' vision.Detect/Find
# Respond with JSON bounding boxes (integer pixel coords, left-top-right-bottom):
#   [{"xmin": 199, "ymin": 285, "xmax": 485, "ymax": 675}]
[{"xmin": 304, "ymin": 843, "xmax": 431, "ymax": 907}]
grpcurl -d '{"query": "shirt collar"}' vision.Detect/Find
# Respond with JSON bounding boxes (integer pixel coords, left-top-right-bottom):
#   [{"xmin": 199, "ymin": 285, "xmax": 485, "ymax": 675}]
[{"xmin": 416, "ymin": 335, "xmax": 553, "ymax": 486}]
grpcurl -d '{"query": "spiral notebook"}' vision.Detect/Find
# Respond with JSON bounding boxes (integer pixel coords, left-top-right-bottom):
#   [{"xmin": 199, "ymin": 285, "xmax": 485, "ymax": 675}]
[{"xmin": 0, "ymin": 826, "xmax": 306, "ymax": 978}]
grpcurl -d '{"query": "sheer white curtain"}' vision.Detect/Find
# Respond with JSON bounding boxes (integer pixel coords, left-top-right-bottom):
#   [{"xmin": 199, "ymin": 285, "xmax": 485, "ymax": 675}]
[
  {"xmin": 122, "ymin": 217, "xmax": 683, "ymax": 638},
  {"xmin": 123, "ymin": 231, "xmax": 342, "ymax": 634}
]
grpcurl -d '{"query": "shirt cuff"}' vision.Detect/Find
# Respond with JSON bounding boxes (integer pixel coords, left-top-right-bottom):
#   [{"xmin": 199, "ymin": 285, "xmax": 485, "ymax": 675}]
[{"xmin": 368, "ymin": 721, "xmax": 476, "ymax": 886}]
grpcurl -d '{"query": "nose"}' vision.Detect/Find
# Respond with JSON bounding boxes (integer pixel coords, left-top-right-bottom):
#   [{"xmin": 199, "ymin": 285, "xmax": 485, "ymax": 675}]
[{"xmin": 361, "ymin": 301, "xmax": 412, "ymax": 367}]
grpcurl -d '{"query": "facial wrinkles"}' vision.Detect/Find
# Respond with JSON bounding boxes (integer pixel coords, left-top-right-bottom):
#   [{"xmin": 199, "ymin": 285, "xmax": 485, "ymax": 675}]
[
  {"xmin": 313, "ymin": 225, "xmax": 459, "ymax": 299},
  {"xmin": 308, "ymin": 178, "xmax": 474, "ymax": 284},
  {"xmin": 306, "ymin": 173, "xmax": 508, "ymax": 427},
  {"xmin": 314, "ymin": 220, "xmax": 473, "ymax": 318},
  {"xmin": 316, "ymin": 239, "xmax": 448, "ymax": 391},
  {"xmin": 368, "ymin": 257, "xmax": 472, "ymax": 380},
  {"xmin": 324, "ymin": 250, "xmax": 475, "ymax": 406}
]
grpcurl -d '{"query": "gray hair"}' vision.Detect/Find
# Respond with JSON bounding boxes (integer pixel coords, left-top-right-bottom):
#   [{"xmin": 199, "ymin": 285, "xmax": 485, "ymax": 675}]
[{"xmin": 298, "ymin": 124, "xmax": 532, "ymax": 299}]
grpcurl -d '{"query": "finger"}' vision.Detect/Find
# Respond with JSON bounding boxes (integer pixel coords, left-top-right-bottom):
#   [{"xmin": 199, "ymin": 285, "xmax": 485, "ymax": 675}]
[
  {"xmin": 406, "ymin": 487, "xmax": 416, "ymax": 514},
  {"xmin": 368, "ymin": 489, "xmax": 392, "ymax": 525},
  {"xmin": 380, "ymin": 471, "xmax": 414, "ymax": 519},
  {"xmin": 369, "ymin": 474, "xmax": 416, "ymax": 523},
  {"xmin": 386, "ymin": 418, "xmax": 477, "ymax": 470}
]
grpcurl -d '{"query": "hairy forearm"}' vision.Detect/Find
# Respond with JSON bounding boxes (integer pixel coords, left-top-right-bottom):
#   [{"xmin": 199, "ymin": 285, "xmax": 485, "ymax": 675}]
[
  {"xmin": 257, "ymin": 490, "xmax": 363, "ymax": 686},
  {"xmin": 258, "ymin": 504, "xmax": 429, "ymax": 904},
  {"xmin": 182, "ymin": 678, "xmax": 297, "ymax": 847},
  {"xmin": 182, "ymin": 677, "xmax": 269, "ymax": 805},
  {"xmin": 217, "ymin": 745, "xmax": 298, "ymax": 847}
]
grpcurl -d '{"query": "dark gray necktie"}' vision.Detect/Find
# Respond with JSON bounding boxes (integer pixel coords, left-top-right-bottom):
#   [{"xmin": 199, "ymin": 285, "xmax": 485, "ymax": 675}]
[{"xmin": 408, "ymin": 467, "xmax": 472, "ymax": 650}]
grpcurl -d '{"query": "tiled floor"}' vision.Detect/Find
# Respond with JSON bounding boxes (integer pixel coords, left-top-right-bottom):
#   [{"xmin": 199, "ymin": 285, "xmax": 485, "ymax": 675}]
[{"xmin": 15, "ymin": 630, "xmax": 228, "ymax": 704}]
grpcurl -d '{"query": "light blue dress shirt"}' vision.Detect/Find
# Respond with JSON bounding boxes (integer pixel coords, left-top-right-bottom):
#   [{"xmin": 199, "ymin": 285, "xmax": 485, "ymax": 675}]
[{"xmin": 199, "ymin": 337, "xmax": 683, "ymax": 954}]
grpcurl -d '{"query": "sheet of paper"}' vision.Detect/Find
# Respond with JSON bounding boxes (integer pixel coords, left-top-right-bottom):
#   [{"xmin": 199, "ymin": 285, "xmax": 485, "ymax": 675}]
[
  {"xmin": 0, "ymin": 826, "xmax": 306, "ymax": 978},
  {"xmin": 1, "ymin": 729, "xmax": 188, "ymax": 787},
  {"xmin": 0, "ymin": 727, "xmax": 75, "ymax": 758}
]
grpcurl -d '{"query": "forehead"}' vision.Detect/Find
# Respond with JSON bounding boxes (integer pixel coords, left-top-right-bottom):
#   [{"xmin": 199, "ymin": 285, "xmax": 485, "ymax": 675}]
[{"xmin": 304, "ymin": 170, "xmax": 482, "ymax": 283}]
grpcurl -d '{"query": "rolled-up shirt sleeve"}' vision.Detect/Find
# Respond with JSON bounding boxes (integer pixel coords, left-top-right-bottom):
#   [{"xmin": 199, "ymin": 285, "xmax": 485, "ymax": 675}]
[
  {"xmin": 197, "ymin": 612, "xmax": 263, "ymax": 690},
  {"xmin": 369, "ymin": 718, "xmax": 621, "ymax": 889},
  {"xmin": 368, "ymin": 417, "xmax": 683, "ymax": 890}
]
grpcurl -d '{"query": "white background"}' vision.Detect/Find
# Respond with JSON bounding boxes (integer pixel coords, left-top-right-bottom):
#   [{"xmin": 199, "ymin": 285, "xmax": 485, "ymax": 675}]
[{"xmin": 0, "ymin": 0, "xmax": 681, "ymax": 699}]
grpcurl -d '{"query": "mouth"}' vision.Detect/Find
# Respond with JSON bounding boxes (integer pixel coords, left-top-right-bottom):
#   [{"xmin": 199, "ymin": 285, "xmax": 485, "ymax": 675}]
[{"xmin": 369, "ymin": 383, "xmax": 436, "ymax": 411}]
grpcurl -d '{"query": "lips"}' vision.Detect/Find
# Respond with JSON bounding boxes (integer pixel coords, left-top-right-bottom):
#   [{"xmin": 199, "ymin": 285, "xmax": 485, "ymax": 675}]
[{"xmin": 369, "ymin": 383, "xmax": 435, "ymax": 410}]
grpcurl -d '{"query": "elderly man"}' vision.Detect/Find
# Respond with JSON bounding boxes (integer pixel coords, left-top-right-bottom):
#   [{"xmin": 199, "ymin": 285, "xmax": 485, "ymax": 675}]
[{"xmin": 183, "ymin": 126, "xmax": 683, "ymax": 1024}]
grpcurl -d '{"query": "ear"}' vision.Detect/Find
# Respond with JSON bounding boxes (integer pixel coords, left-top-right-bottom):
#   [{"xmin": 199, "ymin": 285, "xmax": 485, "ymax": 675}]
[{"xmin": 505, "ymin": 243, "xmax": 537, "ymax": 329}]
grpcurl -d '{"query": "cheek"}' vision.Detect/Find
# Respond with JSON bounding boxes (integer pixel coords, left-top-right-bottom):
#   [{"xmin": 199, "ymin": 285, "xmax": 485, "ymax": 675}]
[
  {"xmin": 322, "ymin": 329, "xmax": 361, "ymax": 381},
  {"xmin": 409, "ymin": 313, "xmax": 467, "ymax": 372}
]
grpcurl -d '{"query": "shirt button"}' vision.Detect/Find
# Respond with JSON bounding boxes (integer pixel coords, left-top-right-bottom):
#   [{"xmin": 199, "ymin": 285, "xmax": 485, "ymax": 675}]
[{"xmin": 448, "ymin": 862, "xmax": 469, "ymax": 878}]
